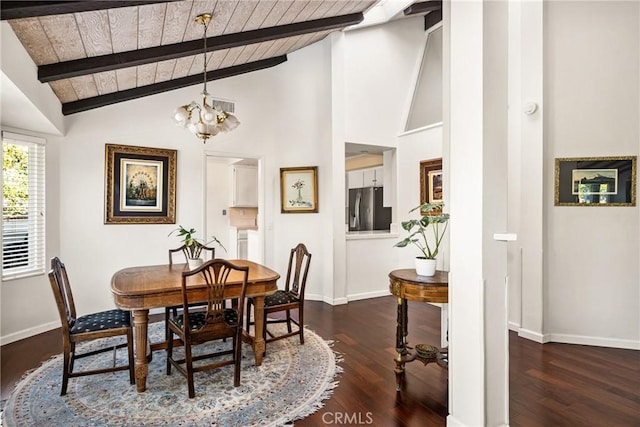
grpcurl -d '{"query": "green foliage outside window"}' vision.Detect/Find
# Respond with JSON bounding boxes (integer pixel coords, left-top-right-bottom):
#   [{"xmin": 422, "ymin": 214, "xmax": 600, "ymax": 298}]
[{"xmin": 3, "ymin": 142, "xmax": 29, "ymax": 218}]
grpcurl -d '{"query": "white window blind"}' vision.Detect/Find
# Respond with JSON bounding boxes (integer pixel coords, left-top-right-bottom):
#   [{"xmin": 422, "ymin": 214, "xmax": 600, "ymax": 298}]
[{"xmin": 1, "ymin": 131, "xmax": 46, "ymax": 280}]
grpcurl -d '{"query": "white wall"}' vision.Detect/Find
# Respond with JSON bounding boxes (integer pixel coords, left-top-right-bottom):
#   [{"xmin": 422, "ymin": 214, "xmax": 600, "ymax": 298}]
[
  {"xmin": 339, "ymin": 17, "xmax": 445, "ymax": 301},
  {"xmin": 507, "ymin": 1, "xmax": 640, "ymax": 350},
  {"xmin": 545, "ymin": 1, "xmax": 639, "ymax": 348}
]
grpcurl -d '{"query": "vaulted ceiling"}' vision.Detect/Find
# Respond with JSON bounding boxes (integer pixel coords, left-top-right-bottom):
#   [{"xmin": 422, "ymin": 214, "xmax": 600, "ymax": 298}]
[{"xmin": 1, "ymin": 1, "xmax": 442, "ymax": 116}]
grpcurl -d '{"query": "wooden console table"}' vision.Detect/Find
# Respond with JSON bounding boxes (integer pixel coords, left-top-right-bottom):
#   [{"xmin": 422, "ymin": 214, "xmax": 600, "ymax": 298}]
[{"xmin": 389, "ymin": 269, "xmax": 448, "ymax": 391}]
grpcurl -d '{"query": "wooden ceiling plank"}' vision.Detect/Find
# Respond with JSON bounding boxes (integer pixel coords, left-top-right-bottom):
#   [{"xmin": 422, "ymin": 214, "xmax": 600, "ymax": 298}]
[
  {"xmin": 137, "ymin": 62, "xmax": 158, "ymax": 86},
  {"xmin": 403, "ymin": 1, "xmax": 443, "ymax": 16},
  {"xmin": 94, "ymin": 70, "xmax": 118, "ymax": 94},
  {"xmin": 292, "ymin": 1, "xmax": 324, "ymax": 23},
  {"xmin": 138, "ymin": 2, "xmax": 167, "ymax": 48},
  {"xmin": 37, "ymin": 12, "xmax": 363, "ymax": 81},
  {"xmin": 247, "ymin": 40, "xmax": 276, "ymax": 63},
  {"xmin": 172, "ymin": 56, "xmax": 196, "ymax": 78},
  {"xmin": 116, "ymin": 68, "xmax": 138, "ymax": 91},
  {"xmin": 274, "ymin": 0, "xmax": 308, "ymax": 26},
  {"xmin": 223, "ymin": 0, "xmax": 258, "ymax": 34},
  {"xmin": 203, "ymin": 49, "xmax": 229, "ymax": 73},
  {"xmin": 75, "ymin": 10, "xmax": 112, "ymax": 56},
  {"xmin": 155, "ymin": 59, "xmax": 177, "ymax": 82},
  {"xmin": 39, "ymin": 14, "xmax": 85, "ymax": 61},
  {"xmin": 232, "ymin": 43, "xmax": 260, "ymax": 66},
  {"xmin": 242, "ymin": 0, "xmax": 277, "ymax": 31},
  {"xmin": 62, "ymin": 55, "xmax": 287, "ymax": 115},
  {"xmin": 210, "ymin": 0, "xmax": 239, "ymax": 36},
  {"xmin": 8, "ymin": 18, "xmax": 58, "ymax": 65},
  {"xmin": 261, "ymin": 0, "xmax": 295, "ymax": 27},
  {"xmin": 48, "ymin": 79, "xmax": 78, "ymax": 103},
  {"xmin": 160, "ymin": 0, "xmax": 192, "ymax": 44},
  {"xmin": 109, "ymin": 7, "xmax": 139, "ymax": 53},
  {"xmin": 0, "ymin": 1, "xmax": 178, "ymax": 20},
  {"xmin": 182, "ymin": 0, "xmax": 217, "ymax": 41},
  {"xmin": 308, "ymin": 1, "xmax": 341, "ymax": 20},
  {"xmin": 69, "ymin": 74, "xmax": 99, "ymax": 99},
  {"xmin": 219, "ymin": 45, "xmax": 245, "ymax": 69}
]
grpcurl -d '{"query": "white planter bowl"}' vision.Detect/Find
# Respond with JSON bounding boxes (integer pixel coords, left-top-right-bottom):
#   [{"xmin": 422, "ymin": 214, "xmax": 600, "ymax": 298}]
[
  {"xmin": 187, "ymin": 258, "xmax": 203, "ymax": 269},
  {"xmin": 415, "ymin": 257, "xmax": 437, "ymax": 276}
]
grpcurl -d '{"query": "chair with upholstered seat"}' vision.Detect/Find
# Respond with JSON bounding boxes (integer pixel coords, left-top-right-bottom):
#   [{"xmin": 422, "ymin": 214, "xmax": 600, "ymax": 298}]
[
  {"xmin": 246, "ymin": 243, "xmax": 311, "ymax": 349},
  {"xmin": 166, "ymin": 259, "xmax": 249, "ymax": 398},
  {"xmin": 47, "ymin": 257, "xmax": 135, "ymax": 396}
]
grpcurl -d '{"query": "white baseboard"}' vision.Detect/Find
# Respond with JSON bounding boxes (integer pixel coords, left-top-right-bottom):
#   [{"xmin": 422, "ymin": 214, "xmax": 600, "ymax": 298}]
[
  {"xmin": 1, "ymin": 321, "xmax": 59, "ymax": 346},
  {"xmin": 347, "ymin": 289, "xmax": 391, "ymax": 302},
  {"xmin": 306, "ymin": 293, "xmax": 349, "ymax": 305},
  {"xmin": 447, "ymin": 414, "xmax": 479, "ymax": 427},
  {"xmin": 508, "ymin": 321, "xmax": 520, "ymax": 332},
  {"xmin": 517, "ymin": 328, "xmax": 548, "ymax": 343},
  {"xmin": 547, "ymin": 333, "xmax": 640, "ymax": 350}
]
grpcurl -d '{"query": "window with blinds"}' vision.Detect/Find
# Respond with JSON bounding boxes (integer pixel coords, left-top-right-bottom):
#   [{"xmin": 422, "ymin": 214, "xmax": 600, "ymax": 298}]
[{"xmin": 1, "ymin": 131, "xmax": 46, "ymax": 280}]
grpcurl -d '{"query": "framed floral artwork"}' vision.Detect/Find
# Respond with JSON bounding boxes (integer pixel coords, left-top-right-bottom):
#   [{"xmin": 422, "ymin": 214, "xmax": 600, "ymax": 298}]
[
  {"xmin": 105, "ymin": 144, "xmax": 177, "ymax": 224},
  {"xmin": 280, "ymin": 166, "xmax": 318, "ymax": 213}
]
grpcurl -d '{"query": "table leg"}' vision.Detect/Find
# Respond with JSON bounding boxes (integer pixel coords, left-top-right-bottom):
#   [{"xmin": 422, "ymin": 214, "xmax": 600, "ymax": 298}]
[
  {"xmin": 252, "ymin": 295, "xmax": 266, "ymax": 365},
  {"xmin": 132, "ymin": 309, "xmax": 149, "ymax": 392},
  {"xmin": 394, "ymin": 297, "xmax": 408, "ymax": 391}
]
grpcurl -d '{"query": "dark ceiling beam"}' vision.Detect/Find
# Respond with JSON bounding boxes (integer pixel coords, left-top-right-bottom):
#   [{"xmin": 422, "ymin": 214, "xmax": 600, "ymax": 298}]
[
  {"xmin": 403, "ymin": 1, "xmax": 442, "ymax": 16},
  {"xmin": 39, "ymin": 12, "xmax": 363, "ymax": 82},
  {"xmin": 61, "ymin": 55, "xmax": 287, "ymax": 115},
  {"xmin": 424, "ymin": 10, "xmax": 442, "ymax": 31},
  {"xmin": 0, "ymin": 1, "xmax": 178, "ymax": 20}
]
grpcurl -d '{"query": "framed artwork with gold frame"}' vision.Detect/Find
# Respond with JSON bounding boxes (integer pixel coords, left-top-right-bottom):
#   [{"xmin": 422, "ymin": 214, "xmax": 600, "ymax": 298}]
[
  {"xmin": 554, "ymin": 156, "xmax": 636, "ymax": 206},
  {"xmin": 105, "ymin": 144, "xmax": 177, "ymax": 224},
  {"xmin": 420, "ymin": 158, "xmax": 443, "ymax": 213},
  {"xmin": 280, "ymin": 166, "xmax": 318, "ymax": 213}
]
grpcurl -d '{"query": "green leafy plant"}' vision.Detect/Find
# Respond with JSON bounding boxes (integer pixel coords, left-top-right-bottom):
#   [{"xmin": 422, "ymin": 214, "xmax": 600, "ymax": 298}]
[
  {"xmin": 394, "ymin": 203, "xmax": 450, "ymax": 260},
  {"xmin": 168, "ymin": 225, "xmax": 226, "ymax": 259}
]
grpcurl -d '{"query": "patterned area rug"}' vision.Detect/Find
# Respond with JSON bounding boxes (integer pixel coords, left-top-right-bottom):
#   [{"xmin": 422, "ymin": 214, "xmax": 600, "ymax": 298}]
[{"xmin": 2, "ymin": 322, "xmax": 341, "ymax": 426}]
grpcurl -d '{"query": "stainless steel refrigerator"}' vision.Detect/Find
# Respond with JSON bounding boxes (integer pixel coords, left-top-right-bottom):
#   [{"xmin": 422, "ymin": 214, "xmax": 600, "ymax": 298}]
[{"xmin": 348, "ymin": 187, "xmax": 392, "ymax": 231}]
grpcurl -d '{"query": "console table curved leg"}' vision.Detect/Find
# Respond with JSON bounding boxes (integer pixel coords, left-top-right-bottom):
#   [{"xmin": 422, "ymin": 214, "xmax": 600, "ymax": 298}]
[{"xmin": 395, "ymin": 297, "xmax": 409, "ymax": 391}]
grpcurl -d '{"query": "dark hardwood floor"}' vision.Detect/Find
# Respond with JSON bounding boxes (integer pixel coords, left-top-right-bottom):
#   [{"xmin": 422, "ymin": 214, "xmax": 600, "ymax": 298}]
[{"xmin": 2, "ymin": 296, "xmax": 639, "ymax": 426}]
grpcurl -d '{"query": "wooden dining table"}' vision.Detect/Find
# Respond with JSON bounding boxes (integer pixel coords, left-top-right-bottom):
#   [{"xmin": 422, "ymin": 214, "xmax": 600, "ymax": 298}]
[{"xmin": 111, "ymin": 259, "xmax": 280, "ymax": 392}]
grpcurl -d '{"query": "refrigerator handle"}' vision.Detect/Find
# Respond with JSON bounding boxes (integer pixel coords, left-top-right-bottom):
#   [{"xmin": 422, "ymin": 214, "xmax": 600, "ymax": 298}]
[{"xmin": 354, "ymin": 190, "xmax": 361, "ymax": 230}]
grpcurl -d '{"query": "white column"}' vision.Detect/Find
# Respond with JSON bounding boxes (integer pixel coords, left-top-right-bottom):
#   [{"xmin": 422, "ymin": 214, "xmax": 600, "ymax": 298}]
[
  {"xmin": 517, "ymin": 0, "xmax": 545, "ymax": 344},
  {"xmin": 447, "ymin": 1, "xmax": 510, "ymax": 426}
]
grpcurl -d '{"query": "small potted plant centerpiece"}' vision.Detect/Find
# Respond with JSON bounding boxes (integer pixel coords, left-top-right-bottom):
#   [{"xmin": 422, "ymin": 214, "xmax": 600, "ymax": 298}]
[
  {"xmin": 394, "ymin": 203, "xmax": 450, "ymax": 276},
  {"xmin": 169, "ymin": 225, "xmax": 226, "ymax": 269}
]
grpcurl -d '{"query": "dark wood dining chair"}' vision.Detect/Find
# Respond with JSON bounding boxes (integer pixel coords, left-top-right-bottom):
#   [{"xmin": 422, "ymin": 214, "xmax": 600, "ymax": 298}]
[
  {"xmin": 168, "ymin": 243, "xmax": 216, "ymax": 265},
  {"xmin": 246, "ymin": 243, "xmax": 311, "ymax": 350},
  {"xmin": 166, "ymin": 259, "xmax": 249, "ymax": 398},
  {"xmin": 165, "ymin": 243, "xmax": 216, "ymax": 342},
  {"xmin": 47, "ymin": 257, "xmax": 135, "ymax": 396}
]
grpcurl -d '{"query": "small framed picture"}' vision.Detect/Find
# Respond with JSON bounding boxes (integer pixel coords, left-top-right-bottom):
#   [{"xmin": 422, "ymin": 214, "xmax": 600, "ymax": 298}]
[
  {"xmin": 555, "ymin": 156, "xmax": 636, "ymax": 206},
  {"xmin": 280, "ymin": 166, "xmax": 318, "ymax": 213},
  {"xmin": 428, "ymin": 170, "xmax": 443, "ymax": 203},
  {"xmin": 420, "ymin": 158, "xmax": 443, "ymax": 214},
  {"xmin": 105, "ymin": 144, "xmax": 177, "ymax": 223}
]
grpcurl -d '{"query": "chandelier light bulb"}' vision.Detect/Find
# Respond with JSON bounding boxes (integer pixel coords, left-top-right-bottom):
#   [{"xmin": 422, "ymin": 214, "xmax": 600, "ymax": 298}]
[
  {"xmin": 172, "ymin": 106, "xmax": 190, "ymax": 126},
  {"xmin": 201, "ymin": 103, "xmax": 218, "ymax": 124}
]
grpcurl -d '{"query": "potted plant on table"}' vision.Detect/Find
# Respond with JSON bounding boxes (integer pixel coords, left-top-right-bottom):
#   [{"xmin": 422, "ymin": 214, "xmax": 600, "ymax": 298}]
[
  {"xmin": 168, "ymin": 225, "xmax": 226, "ymax": 269},
  {"xmin": 394, "ymin": 203, "xmax": 450, "ymax": 277}
]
